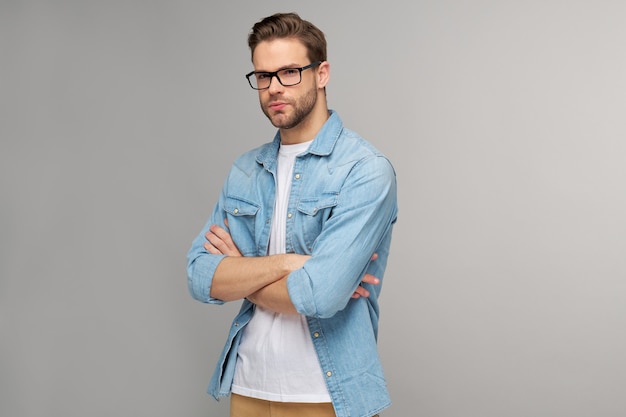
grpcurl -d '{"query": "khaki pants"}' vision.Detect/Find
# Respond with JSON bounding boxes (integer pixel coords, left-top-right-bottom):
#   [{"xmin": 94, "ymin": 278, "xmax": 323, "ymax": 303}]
[{"xmin": 230, "ymin": 393, "xmax": 380, "ymax": 417}]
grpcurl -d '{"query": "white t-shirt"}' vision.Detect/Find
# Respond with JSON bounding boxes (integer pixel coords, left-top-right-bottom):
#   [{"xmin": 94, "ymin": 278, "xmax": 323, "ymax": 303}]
[{"xmin": 231, "ymin": 140, "xmax": 331, "ymax": 403}]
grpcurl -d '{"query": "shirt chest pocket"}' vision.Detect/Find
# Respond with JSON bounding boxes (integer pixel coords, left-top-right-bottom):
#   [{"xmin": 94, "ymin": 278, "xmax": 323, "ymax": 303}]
[
  {"xmin": 295, "ymin": 193, "xmax": 338, "ymax": 252},
  {"xmin": 223, "ymin": 196, "xmax": 261, "ymax": 256}
]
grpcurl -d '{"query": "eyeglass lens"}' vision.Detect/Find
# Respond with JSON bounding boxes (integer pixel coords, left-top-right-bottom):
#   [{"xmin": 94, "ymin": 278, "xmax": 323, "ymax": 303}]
[{"xmin": 252, "ymin": 68, "xmax": 301, "ymax": 89}]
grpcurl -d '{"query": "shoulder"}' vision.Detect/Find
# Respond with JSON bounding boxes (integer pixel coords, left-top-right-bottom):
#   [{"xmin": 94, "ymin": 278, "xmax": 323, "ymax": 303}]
[
  {"xmin": 332, "ymin": 128, "xmax": 396, "ymax": 175},
  {"xmin": 337, "ymin": 127, "xmax": 381, "ymax": 156}
]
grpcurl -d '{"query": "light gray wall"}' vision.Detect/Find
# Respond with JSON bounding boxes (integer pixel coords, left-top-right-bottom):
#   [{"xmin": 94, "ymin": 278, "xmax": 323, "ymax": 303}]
[{"xmin": 2, "ymin": 1, "xmax": 625, "ymax": 416}]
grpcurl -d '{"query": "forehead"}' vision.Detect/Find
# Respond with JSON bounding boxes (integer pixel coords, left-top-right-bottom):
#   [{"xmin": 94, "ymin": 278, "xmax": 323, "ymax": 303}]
[{"xmin": 252, "ymin": 38, "xmax": 309, "ymax": 70}]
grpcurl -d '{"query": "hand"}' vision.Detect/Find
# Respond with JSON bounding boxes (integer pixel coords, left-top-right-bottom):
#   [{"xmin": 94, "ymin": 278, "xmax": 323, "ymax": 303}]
[
  {"xmin": 204, "ymin": 219, "xmax": 242, "ymax": 256},
  {"xmin": 351, "ymin": 253, "xmax": 380, "ymax": 299},
  {"xmin": 207, "ymin": 224, "xmax": 378, "ymax": 300}
]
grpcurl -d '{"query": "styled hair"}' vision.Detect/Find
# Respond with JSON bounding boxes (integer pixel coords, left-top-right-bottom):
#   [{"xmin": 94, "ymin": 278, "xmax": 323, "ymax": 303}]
[{"xmin": 247, "ymin": 12, "xmax": 327, "ymax": 63}]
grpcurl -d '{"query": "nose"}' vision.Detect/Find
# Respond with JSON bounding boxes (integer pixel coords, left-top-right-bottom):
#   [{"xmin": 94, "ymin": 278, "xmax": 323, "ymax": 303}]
[{"xmin": 267, "ymin": 74, "xmax": 284, "ymax": 94}]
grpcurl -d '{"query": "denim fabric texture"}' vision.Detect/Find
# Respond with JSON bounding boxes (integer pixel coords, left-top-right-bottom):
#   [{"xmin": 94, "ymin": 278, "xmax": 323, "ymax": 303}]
[{"xmin": 187, "ymin": 111, "xmax": 398, "ymax": 417}]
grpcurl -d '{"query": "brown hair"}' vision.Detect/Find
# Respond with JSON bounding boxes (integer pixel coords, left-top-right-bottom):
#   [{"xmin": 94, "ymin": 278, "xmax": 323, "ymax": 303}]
[{"xmin": 247, "ymin": 12, "xmax": 327, "ymax": 63}]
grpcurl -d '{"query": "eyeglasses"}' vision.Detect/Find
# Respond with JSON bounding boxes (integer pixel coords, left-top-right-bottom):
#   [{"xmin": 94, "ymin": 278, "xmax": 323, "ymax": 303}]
[{"xmin": 245, "ymin": 61, "xmax": 322, "ymax": 90}]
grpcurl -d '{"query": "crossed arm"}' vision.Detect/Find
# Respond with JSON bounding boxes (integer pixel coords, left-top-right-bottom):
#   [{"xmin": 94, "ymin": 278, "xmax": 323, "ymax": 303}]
[{"xmin": 204, "ymin": 221, "xmax": 380, "ymax": 314}]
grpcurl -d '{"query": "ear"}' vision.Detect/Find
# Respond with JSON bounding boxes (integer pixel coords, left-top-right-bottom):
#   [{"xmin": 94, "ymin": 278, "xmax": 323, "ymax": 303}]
[{"xmin": 317, "ymin": 61, "xmax": 330, "ymax": 89}]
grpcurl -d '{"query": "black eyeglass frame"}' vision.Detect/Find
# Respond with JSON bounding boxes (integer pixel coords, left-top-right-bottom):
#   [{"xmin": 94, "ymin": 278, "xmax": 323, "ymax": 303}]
[{"xmin": 245, "ymin": 61, "xmax": 322, "ymax": 90}]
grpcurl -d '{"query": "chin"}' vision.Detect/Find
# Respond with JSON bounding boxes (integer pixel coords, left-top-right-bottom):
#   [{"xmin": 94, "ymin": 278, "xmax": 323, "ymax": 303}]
[{"xmin": 269, "ymin": 115, "xmax": 293, "ymax": 129}]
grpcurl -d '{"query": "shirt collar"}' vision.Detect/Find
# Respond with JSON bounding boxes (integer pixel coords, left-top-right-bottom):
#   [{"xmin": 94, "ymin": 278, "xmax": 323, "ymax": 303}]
[{"xmin": 256, "ymin": 110, "xmax": 343, "ymax": 167}]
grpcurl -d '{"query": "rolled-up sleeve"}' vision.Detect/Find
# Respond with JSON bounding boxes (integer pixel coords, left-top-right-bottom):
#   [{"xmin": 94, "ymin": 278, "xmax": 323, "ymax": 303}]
[
  {"xmin": 186, "ymin": 190, "xmax": 228, "ymax": 304},
  {"xmin": 187, "ymin": 227, "xmax": 227, "ymax": 304},
  {"xmin": 287, "ymin": 155, "xmax": 398, "ymax": 318}
]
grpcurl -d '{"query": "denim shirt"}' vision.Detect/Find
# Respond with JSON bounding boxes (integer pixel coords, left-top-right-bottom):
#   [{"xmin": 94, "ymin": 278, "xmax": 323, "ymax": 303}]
[{"xmin": 187, "ymin": 111, "xmax": 398, "ymax": 417}]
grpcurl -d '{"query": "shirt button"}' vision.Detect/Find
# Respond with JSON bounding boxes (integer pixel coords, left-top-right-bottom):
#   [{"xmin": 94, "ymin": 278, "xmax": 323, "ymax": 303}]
[
  {"xmin": 294, "ymin": 173, "xmax": 301, "ymax": 179},
  {"xmin": 287, "ymin": 213, "xmax": 293, "ymax": 218},
  {"xmin": 233, "ymin": 208, "xmax": 239, "ymax": 214},
  {"xmin": 313, "ymin": 332, "xmax": 320, "ymax": 338},
  {"xmin": 326, "ymin": 371, "xmax": 332, "ymax": 377}
]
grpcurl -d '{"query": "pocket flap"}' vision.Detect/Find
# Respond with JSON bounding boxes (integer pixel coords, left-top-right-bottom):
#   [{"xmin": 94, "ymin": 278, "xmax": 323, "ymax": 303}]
[
  {"xmin": 224, "ymin": 196, "xmax": 260, "ymax": 216},
  {"xmin": 297, "ymin": 194, "xmax": 338, "ymax": 216}
]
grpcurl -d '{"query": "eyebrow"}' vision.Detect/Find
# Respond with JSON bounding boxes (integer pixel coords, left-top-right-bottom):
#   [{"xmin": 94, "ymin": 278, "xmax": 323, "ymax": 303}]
[{"xmin": 254, "ymin": 63, "xmax": 303, "ymax": 73}]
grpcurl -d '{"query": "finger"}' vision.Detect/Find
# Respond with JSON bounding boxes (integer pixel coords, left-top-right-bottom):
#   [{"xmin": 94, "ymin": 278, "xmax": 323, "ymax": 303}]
[
  {"xmin": 204, "ymin": 241, "xmax": 223, "ymax": 255},
  {"xmin": 370, "ymin": 253, "xmax": 378, "ymax": 261},
  {"xmin": 206, "ymin": 225, "xmax": 243, "ymax": 257},
  {"xmin": 210, "ymin": 224, "xmax": 236, "ymax": 248},
  {"xmin": 352, "ymin": 285, "xmax": 370, "ymax": 299},
  {"xmin": 206, "ymin": 230, "xmax": 231, "ymax": 254},
  {"xmin": 361, "ymin": 273, "xmax": 380, "ymax": 285},
  {"xmin": 210, "ymin": 225, "xmax": 239, "ymax": 255}
]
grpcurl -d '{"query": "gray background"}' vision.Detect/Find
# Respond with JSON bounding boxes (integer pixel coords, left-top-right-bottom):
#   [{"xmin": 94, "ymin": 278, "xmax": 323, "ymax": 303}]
[{"xmin": 2, "ymin": 1, "xmax": 625, "ymax": 416}]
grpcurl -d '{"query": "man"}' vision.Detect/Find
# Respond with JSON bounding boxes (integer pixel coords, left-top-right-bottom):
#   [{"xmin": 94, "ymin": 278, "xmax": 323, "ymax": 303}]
[{"xmin": 187, "ymin": 12, "xmax": 398, "ymax": 417}]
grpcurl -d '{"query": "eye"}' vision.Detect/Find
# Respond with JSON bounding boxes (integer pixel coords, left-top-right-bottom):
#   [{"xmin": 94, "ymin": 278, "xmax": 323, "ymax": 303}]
[
  {"xmin": 282, "ymin": 68, "xmax": 299, "ymax": 76},
  {"xmin": 256, "ymin": 73, "xmax": 271, "ymax": 80}
]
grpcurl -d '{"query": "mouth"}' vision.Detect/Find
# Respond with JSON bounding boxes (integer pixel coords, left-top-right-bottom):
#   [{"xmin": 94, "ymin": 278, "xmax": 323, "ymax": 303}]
[{"xmin": 268, "ymin": 101, "xmax": 288, "ymax": 112}]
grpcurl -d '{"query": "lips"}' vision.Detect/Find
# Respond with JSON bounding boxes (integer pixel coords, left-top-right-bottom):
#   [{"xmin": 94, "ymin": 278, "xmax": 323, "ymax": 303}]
[{"xmin": 269, "ymin": 101, "xmax": 287, "ymax": 111}]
